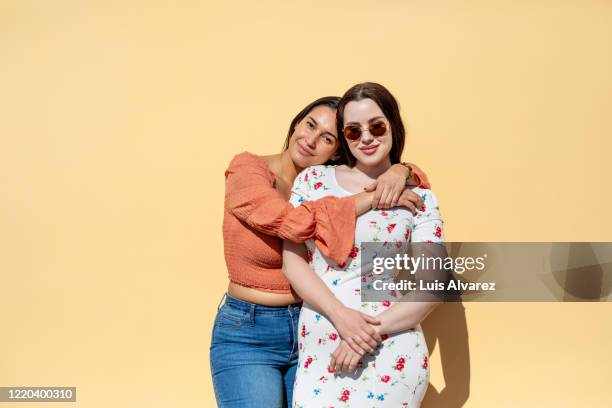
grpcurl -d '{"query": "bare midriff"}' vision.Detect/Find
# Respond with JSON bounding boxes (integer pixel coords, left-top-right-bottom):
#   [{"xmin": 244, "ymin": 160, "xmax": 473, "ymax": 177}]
[{"xmin": 227, "ymin": 282, "xmax": 302, "ymax": 307}]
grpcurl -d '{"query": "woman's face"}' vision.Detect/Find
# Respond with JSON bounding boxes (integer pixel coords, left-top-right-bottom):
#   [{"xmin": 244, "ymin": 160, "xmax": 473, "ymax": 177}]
[
  {"xmin": 342, "ymin": 98, "xmax": 393, "ymax": 167},
  {"xmin": 287, "ymin": 105, "xmax": 339, "ymax": 169}
]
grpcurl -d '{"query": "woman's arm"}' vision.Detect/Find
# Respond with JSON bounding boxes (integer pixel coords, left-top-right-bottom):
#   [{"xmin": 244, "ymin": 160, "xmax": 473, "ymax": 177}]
[
  {"xmin": 330, "ymin": 190, "xmax": 446, "ymax": 373},
  {"xmin": 373, "ymin": 189, "xmax": 447, "ymax": 335},
  {"xmin": 282, "ymin": 240, "xmax": 382, "ymax": 355},
  {"xmin": 374, "ymin": 300, "xmax": 441, "ymax": 336},
  {"xmin": 225, "ymin": 153, "xmax": 358, "ymax": 264},
  {"xmin": 364, "ymin": 162, "xmax": 431, "ymax": 209}
]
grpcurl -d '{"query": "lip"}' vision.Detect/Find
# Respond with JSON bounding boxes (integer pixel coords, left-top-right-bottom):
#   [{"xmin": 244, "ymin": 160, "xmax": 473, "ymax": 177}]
[
  {"xmin": 296, "ymin": 142, "xmax": 314, "ymax": 157},
  {"xmin": 359, "ymin": 144, "xmax": 379, "ymax": 156}
]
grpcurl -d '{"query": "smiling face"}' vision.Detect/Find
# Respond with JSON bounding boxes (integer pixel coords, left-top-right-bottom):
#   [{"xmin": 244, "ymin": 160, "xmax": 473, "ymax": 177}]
[
  {"xmin": 342, "ymin": 98, "xmax": 393, "ymax": 168},
  {"xmin": 286, "ymin": 105, "xmax": 340, "ymax": 169}
]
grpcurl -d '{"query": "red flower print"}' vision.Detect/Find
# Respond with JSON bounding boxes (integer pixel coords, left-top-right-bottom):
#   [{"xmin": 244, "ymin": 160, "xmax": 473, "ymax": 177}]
[
  {"xmin": 381, "ymin": 375, "xmax": 391, "ymax": 383},
  {"xmin": 349, "ymin": 246, "xmax": 359, "ymax": 258},
  {"xmin": 306, "ymin": 249, "xmax": 313, "ymax": 262},
  {"xmin": 381, "ymin": 211, "xmax": 388, "ymax": 216},
  {"xmin": 327, "ymin": 367, "xmax": 336, "ymax": 373},
  {"xmin": 395, "ymin": 241, "xmax": 402, "ymax": 248},
  {"xmin": 381, "ymin": 334, "xmax": 389, "ymax": 340},
  {"xmin": 329, "ymin": 333, "xmax": 338, "ymax": 341},
  {"xmin": 337, "ymin": 261, "xmax": 346, "ymax": 269},
  {"xmin": 301, "ymin": 324, "xmax": 306, "ymax": 338},
  {"xmin": 420, "ymin": 205, "xmax": 426, "ymax": 212},
  {"xmin": 396, "ymin": 363, "xmax": 405, "ymax": 371},
  {"xmin": 304, "ymin": 173, "xmax": 308, "ymax": 181},
  {"xmin": 342, "ymin": 390, "xmax": 350, "ymax": 396},
  {"xmin": 314, "ymin": 182, "xmax": 323, "ymax": 190},
  {"xmin": 340, "ymin": 394, "xmax": 349, "ymax": 402},
  {"xmin": 390, "ymin": 290, "xmax": 397, "ymax": 298},
  {"xmin": 387, "ymin": 223, "xmax": 397, "ymax": 233},
  {"xmin": 299, "ymin": 342, "xmax": 302, "ymax": 350},
  {"xmin": 318, "ymin": 338, "xmax": 322, "ymax": 345},
  {"xmin": 404, "ymin": 227, "xmax": 410, "ymax": 240},
  {"xmin": 382, "ymin": 300, "xmax": 391, "ymax": 307},
  {"xmin": 397, "ymin": 357, "xmax": 405, "ymax": 364},
  {"xmin": 422, "ymin": 356, "xmax": 428, "ymax": 369},
  {"xmin": 435, "ymin": 226, "xmax": 442, "ymax": 238},
  {"xmin": 304, "ymin": 356, "xmax": 313, "ymax": 368},
  {"xmin": 311, "ymin": 169, "xmax": 317, "ymax": 176}
]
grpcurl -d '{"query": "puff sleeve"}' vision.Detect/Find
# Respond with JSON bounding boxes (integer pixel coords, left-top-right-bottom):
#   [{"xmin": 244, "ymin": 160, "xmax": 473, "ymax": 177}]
[{"xmin": 224, "ymin": 152, "xmax": 356, "ymax": 264}]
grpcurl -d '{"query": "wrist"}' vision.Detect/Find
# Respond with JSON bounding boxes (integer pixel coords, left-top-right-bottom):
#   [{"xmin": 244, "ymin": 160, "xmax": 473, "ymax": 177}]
[
  {"xmin": 324, "ymin": 300, "xmax": 345, "ymax": 322},
  {"xmin": 392, "ymin": 163, "xmax": 411, "ymax": 180},
  {"xmin": 402, "ymin": 163, "xmax": 422, "ymax": 186},
  {"xmin": 374, "ymin": 315, "xmax": 389, "ymax": 336}
]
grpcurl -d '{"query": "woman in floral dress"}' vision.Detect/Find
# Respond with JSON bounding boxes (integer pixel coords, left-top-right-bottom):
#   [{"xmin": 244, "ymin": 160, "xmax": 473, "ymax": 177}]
[{"xmin": 283, "ymin": 83, "xmax": 445, "ymax": 407}]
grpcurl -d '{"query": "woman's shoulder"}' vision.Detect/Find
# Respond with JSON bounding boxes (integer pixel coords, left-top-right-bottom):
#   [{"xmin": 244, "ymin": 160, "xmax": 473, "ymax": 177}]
[
  {"xmin": 292, "ymin": 164, "xmax": 338, "ymax": 196},
  {"xmin": 227, "ymin": 151, "xmax": 266, "ymax": 167},
  {"xmin": 409, "ymin": 187, "xmax": 440, "ymax": 205},
  {"xmin": 225, "ymin": 151, "xmax": 275, "ymax": 180},
  {"xmin": 295, "ymin": 164, "xmax": 335, "ymax": 181}
]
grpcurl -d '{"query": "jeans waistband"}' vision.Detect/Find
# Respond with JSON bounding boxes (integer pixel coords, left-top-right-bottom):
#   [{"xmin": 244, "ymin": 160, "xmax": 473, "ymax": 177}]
[{"xmin": 219, "ymin": 292, "xmax": 302, "ymax": 314}]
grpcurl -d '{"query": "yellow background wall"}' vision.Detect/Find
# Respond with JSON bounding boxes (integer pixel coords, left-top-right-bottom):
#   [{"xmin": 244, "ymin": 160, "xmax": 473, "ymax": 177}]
[{"xmin": 1, "ymin": 1, "xmax": 611, "ymax": 406}]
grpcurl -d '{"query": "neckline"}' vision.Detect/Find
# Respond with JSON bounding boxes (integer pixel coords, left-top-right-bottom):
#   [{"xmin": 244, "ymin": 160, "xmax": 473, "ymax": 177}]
[{"xmin": 331, "ymin": 166, "xmax": 361, "ymax": 196}]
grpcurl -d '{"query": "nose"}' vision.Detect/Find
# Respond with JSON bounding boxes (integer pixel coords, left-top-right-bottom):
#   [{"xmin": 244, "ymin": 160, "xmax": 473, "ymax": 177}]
[
  {"xmin": 304, "ymin": 132, "xmax": 317, "ymax": 148},
  {"xmin": 360, "ymin": 128, "xmax": 375, "ymax": 144}
]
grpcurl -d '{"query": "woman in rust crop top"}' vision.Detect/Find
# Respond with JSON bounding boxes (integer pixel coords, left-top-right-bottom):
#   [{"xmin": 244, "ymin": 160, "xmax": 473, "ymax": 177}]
[{"xmin": 210, "ymin": 96, "xmax": 430, "ymax": 408}]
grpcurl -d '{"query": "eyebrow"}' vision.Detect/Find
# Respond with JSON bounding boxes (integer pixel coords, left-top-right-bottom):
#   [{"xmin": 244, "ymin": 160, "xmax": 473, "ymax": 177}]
[
  {"xmin": 307, "ymin": 116, "xmax": 338, "ymax": 140},
  {"xmin": 344, "ymin": 116, "xmax": 386, "ymax": 126}
]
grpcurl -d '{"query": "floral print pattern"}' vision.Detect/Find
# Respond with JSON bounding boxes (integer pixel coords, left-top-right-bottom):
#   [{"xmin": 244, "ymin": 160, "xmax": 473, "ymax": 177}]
[{"xmin": 289, "ymin": 165, "xmax": 445, "ymax": 408}]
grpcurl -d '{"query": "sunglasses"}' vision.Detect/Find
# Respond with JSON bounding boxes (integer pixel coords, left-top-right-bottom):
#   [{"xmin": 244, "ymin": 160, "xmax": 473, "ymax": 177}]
[{"xmin": 343, "ymin": 120, "xmax": 388, "ymax": 141}]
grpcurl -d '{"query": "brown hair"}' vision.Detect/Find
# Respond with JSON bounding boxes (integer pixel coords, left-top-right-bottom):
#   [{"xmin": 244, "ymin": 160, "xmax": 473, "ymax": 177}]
[
  {"xmin": 336, "ymin": 82, "xmax": 405, "ymax": 167},
  {"xmin": 282, "ymin": 96, "xmax": 341, "ymax": 152}
]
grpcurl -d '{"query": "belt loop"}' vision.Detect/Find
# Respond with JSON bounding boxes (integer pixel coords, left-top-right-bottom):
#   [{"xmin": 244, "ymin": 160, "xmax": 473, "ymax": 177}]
[
  {"xmin": 216, "ymin": 293, "xmax": 227, "ymax": 311},
  {"xmin": 249, "ymin": 303, "xmax": 256, "ymax": 326}
]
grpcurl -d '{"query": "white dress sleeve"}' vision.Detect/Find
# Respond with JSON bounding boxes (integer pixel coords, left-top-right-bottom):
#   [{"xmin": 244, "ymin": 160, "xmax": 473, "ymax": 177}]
[
  {"xmin": 289, "ymin": 167, "xmax": 314, "ymax": 208},
  {"xmin": 410, "ymin": 189, "xmax": 445, "ymax": 243}
]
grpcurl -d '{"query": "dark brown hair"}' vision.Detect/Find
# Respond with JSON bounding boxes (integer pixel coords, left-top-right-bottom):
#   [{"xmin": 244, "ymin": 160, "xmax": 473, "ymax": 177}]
[
  {"xmin": 336, "ymin": 82, "xmax": 405, "ymax": 167},
  {"xmin": 282, "ymin": 96, "xmax": 341, "ymax": 152}
]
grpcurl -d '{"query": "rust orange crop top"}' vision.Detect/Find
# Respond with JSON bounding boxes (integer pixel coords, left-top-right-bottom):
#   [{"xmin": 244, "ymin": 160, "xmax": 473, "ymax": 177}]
[{"xmin": 222, "ymin": 152, "xmax": 357, "ymax": 293}]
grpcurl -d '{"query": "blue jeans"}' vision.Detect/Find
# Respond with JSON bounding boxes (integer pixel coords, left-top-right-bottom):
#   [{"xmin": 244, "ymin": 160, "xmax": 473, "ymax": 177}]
[{"xmin": 209, "ymin": 293, "xmax": 302, "ymax": 408}]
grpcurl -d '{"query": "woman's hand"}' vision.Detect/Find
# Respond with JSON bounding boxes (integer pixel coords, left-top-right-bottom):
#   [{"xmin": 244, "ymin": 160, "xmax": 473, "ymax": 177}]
[
  {"xmin": 396, "ymin": 187, "xmax": 425, "ymax": 215},
  {"xmin": 364, "ymin": 163, "xmax": 430, "ymax": 209},
  {"xmin": 364, "ymin": 164, "xmax": 410, "ymax": 209},
  {"xmin": 330, "ymin": 340, "xmax": 363, "ymax": 373},
  {"xmin": 327, "ymin": 306, "xmax": 382, "ymax": 355}
]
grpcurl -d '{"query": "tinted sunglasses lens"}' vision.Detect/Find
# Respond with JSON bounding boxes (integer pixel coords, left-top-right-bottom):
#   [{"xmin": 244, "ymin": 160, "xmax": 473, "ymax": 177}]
[
  {"xmin": 343, "ymin": 126, "xmax": 361, "ymax": 141},
  {"xmin": 370, "ymin": 121, "xmax": 387, "ymax": 137}
]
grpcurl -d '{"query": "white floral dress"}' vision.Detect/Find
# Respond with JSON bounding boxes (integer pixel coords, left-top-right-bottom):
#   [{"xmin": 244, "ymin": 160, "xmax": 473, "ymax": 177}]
[{"xmin": 288, "ymin": 165, "xmax": 445, "ymax": 408}]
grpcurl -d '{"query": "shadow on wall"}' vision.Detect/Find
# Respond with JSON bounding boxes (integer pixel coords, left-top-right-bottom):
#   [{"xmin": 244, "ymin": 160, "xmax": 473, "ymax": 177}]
[
  {"xmin": 549, "ymin": 242, "xmax": 612, "ymax": 301},
  {"xmin": 417, "ymin": 242, "xmax": 612, "ymax": 407},
  {"xmin": 421, "ymin": 302, "xmax": 470, "ymax": 408},
  {"xmin": 422, "ymin": 242, "xmax": 470, "ymax": 407}
]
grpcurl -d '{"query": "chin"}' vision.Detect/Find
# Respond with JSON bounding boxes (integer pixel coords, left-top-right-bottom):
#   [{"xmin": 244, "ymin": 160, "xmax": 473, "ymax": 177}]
[
  {"xmin": 352, "ymin": 152, "xmax": 387, "ymax": 167},
  {"xmin": 290, "ymin": 149, "xmax": 317, "ymax": 169}
]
